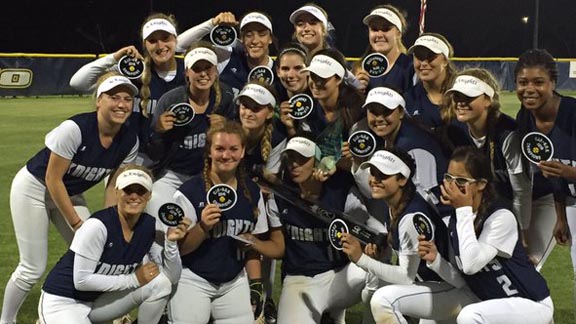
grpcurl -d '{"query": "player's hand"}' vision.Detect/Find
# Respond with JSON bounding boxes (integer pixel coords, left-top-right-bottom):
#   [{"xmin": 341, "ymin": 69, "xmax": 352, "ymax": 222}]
[
  {"xmin": 212, "ymin": 12, "xmax": 238, "ymax": 26},
  {"xmin": 249, "ymin": 278, "xmax": 264, "ymax": 319},
  {"xmin": 364, "ymin": 243, "xmax": 379, "ymax": 259},
  {"xmin": 341, "ymin": 233, "xmax": 363, "ymax": 263},
  {"xmin": 418, "ymin": 235, "xmax": 438, "ymax": 264},
  {"xmin": 341, "ymin": 142, "xmax": 353, "ymax": 162},
  {"xmin": 440, "ymin": 180, "xmax": 473, "ymax": 209},
  {"xmin": 135, "ymin": 262, "xmax": 159, "ymax": 286},
  {"xmin": 313, "ymin": 166, "xmax": 336, "ymax": 182},
  {"xmin": 553, "ymin": 217, "xmax": 571, "ymax": 246},
  {"xmin": 539, "ymin": 160, "xmax": 576, "ymax": 181},
  {"xmin": 155, "ymin": 111, "xmax": 176, "ymax": 133},
  {"xmin": 237, "ymin": 233, "xmax": 258, "ymax": 250},
  {"xmin": 200, "ymin": 203, "xmax": 221, "ymax": 231},
  {"xmin": 279, "ymin": 101, "xmax": 295, "ymax": 132},
  {"xmin": 113, "ymin": 45, "xmax": 144, "ymax": 62},
  {"xmin": 354, "ymin": 69, "xmax": 370, "ymax": 94},
  {"xmin": 167, "ymin": 217, "xmax": 191, "ymax": 242}
]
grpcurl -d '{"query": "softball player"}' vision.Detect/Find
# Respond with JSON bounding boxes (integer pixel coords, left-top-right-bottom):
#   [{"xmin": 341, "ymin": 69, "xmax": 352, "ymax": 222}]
[
  {"xmin": 270, "ymin": 136, "xmax": 366, "ymax": 324},
  {"xmin": 353, "ymin": 5, "xmax": 415, "ymax": 94},
  {"xmin": 37, "ymin": 166, "xmax": 189, "ymax": 324},
  {"xmin": 515, "ymin": 49, "xmax": 576, "ymax": 307},
  {"xmin": 404, "ymin": 33, "xmax": 457, "ymax": 130},
  {"xmin": 1, "ymin": 74, "xmax": 139, "ymax": 324},
  {"xmin": 168, "ymin": 120, "xmax": 268, "ymax": 323},
  {"xmin": 69, "ymin": 13, "xmax": 186, "ymax": 167},
  {"xmin": 145, "ymin": 44, "xmax": 235, "ymax": 231},
  {"xmin": 446, "ymin": 69, "xmax": 539, "ymax": 267},
  {"xmin": 342, "ymin": 148, "xmax": 463, "ymax": 324},
  {"xmin": 433, "ymin": 146, "xmax": 552, "ymax": 323},
  {"xmin": 351, "ymin": 87, "xmax": 450, "ymax": 217},
  {"xmin": 177, "ymin": 11, "xmax": 278, "ymax": 95}
]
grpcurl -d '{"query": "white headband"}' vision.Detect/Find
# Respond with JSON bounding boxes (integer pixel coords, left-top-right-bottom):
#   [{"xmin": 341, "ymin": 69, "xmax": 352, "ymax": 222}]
[
  {"xmin": 236, "ymin": 83, "xmax": 276, "ymax": 107},
  {"xmin": 363, "ymin": 8, "xmax": 403, "ymax": 33},
  {"xmin": 447, "ymin": 75, "xmax": 495, "ymax": 99},
  {"xmin": 302, "ymin": 54, "xmax": 345, "ymax": 79},
  {"xmin": 142, "ymin": 18, "xmax": 177, "ymax": 40},
  {"xmin": 408, "ymin": 35, "xmax": 451, "ymax": 59}
]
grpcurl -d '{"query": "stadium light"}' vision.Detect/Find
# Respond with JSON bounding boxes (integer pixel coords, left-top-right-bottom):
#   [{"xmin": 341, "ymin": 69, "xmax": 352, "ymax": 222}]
[{"xmin": 521, "ymin": 16, "xmax": 529, "ymax": 24}]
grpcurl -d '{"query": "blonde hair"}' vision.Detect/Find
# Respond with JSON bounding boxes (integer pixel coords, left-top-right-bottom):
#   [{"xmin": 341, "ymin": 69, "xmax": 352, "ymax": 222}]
[
  {"xmin": 184, "ymin": 41, "xmax": 222, "ymax": 109},
  {"xmin": 139, "ymin": 13, "xmax": 178, "ymax": 117}
]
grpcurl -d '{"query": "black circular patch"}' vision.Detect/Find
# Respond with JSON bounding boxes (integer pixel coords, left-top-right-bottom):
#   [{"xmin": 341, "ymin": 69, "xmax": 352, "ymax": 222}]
[
  {"xmin": 348, "ymin": 131, "xmax": 376, "ymax": 157},
  {"xmin": 247, "ymin": 65, "xmax": 274, "ymax": 85},
  {"xmin": 169, "ymin": 103, "xmax": 196, "ymax": 127},
  {"xmin": 413, "ymin": 214, "xmax": 434, "ymax": 241},
  {"xmin": 328, "ymin": 219, "xmax": 349, "ymax": 250},
  {"xmin": 209, "ymin": 25, "xmax": 237, "ymax": 46},
  {"xmin": 206, "ymin": 184, "xmax": 237, "ymax": 212},
  {"xmin": 521, "ymin": 132, "xmax": 554, "ymax": 164},
  {"xmin": 362, "ymin": 53, "xmax": 389, "ymax": 78},
  {"xmin": 117, "ymin": 55, "xmax": 144, "ymax": 79},
  {"xmin": 158, "ymin": 203, "xmax": 184, "ymax": 227},
  {"xmin": 288, "ymin": 94, "xmax": 314, "ymax": 119}
]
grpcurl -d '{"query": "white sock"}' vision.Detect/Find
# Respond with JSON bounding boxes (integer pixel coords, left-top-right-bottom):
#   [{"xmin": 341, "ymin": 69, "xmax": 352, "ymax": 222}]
[{"xmin": 1, "ymin": 279, "xmax": 29, "ymax": 324}]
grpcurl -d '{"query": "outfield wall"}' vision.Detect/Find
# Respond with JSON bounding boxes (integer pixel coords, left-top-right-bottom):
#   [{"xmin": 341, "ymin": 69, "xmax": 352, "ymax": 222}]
[{"xmin": 1, "ymin": 54, "xmax": 576, "ymax": 97}]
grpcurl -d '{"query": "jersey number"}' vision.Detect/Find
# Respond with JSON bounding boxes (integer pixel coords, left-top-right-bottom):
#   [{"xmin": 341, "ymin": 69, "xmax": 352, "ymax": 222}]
[{"xmin": 496, "ymin": 275, "xmax": 519, "ymax": 296}]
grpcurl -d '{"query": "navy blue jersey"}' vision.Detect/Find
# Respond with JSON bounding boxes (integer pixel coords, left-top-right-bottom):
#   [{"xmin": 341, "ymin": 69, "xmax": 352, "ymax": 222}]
[
  {"xmin": 366, "ymin": 53, "xmax": 415, "ymax": 94},
  {"xmin": 178, "ymin": 175, "xmax": 262, "ymax": 284},
  {"xmin": 389, "ymin": 192, "xmax": 449, "ymax": 282},
  {"xmin": 26, "ymin": 112, "xmax": 138, "ymax": 196},
  {"xmin": 277, "ymin": 170, "xmax": 354, "ymax": 277},
  {"xmin": 42, "ymin": 207, "xmax": 155, "ymax": 301},
  {"xmin": 448, "ymin": 200, "xmax": 549, "ymax": 301},
  {"xmin": 516, "ymin": 95, "xmax": 576, "ymax": 199},
  {"xmin": 129, "ymin": 58, "xmax": 186, "ymax": 155},
  {"xmin": 150, "ymin": 83, "xmax": 236, "ymax": 176},
  {"xmin": 404, "ymin": 82, "xmax": 442, "ymax": 129}
]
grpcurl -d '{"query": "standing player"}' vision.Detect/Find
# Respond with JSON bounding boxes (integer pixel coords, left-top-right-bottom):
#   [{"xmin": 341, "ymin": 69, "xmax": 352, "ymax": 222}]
[
  {"xmin": 515, "ymin": 48, "xmax": 576, "ymax": 309},
  {"xmin": 38, "ymin": 165, "xmax": 190, "ymax": 324},
  {"xmin": 354, "ymin": 5, "xmax": 414, "ymax": 94},
  {"xmin": 70, "ymin": 13, "xmax": 185, "ymax": 168},
  {"xmin": 1, "ymin": 73, "xmax": 139, "ymax": 324},
  {"xmin": 420, "ymin": 146, "xmax": 553, "ymax": 324},
  {"xmin": 168, "ymin": 120, "xmax": 268, "ymax": 323}
]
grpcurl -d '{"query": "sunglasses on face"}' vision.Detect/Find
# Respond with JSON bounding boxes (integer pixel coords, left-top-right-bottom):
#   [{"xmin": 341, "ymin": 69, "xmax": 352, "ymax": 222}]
[
  {"xmin": 284, "ymin": 151, "xmax": 312, "ymax": 165},
  {"xmin": 451, "ymin": 92, "xmax": 479, "ymax": 105},
  {"xmin": 413, "ymin": 47, "xmax": 439, "ymax": 62},
  {"xmin": 370, "ymin": 167, "xmax": 393, "ymax": 182},
  {"xmin": 309, "ymin": 73, "xmax": 332, "ymax": 87},
  {"xmin": 443, "ymin": 173, "xmax": 477, "ymax": 186}
]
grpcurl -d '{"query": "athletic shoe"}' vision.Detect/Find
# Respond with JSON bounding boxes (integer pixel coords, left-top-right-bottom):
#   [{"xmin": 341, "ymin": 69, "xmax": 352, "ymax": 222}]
[
  {"xmin": 112, "ymin": 314, "xmax": 133, "ymax": 324},
  {"xmin": 264, "ymin": 298, "xmax": 277, "ymax": 324}
]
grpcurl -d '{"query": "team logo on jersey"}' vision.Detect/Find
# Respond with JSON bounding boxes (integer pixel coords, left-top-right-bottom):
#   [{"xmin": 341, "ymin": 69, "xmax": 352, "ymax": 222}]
[
  {"xmin": 248, "ymin": 65, "xmax": 274, "ymax": 85},
  {"xmin": 118, "ymin": 55, "xmax": 144, "ymax": 79},
  {"xmin": 413, "ymin": 213, "xmax": 434, "ymax": 241},
  {"xmin": 362, "ymin": 53, "xmax": 389, "ymax": 78},
  {"xmin": 348, "ymin": 130, "xmax": 376, "ymax": 157},
  {"xmin": 158, "ymin": 202, "xmax": 185, "ymax": 226},
  {"xmin": 328, "ymin": 218, "xmax": 349, "ymax": 250},
  {"xmin": 206, "ymin": 184, "xmax": 237, "ymax": 211},
  {"xmin": 169, "ymin": 103, "xmax": 196, "ymax": 127},
  {"xmin": 288, "ymin": 93, "xmax": 314, "ymax": 119},
  {"xmin": 210, "ymin": 25, "xmax": 237, "ymax": 46},
  {"xmin": 521, "ymin": 132, "xmax": 554, "ymax": 164}
]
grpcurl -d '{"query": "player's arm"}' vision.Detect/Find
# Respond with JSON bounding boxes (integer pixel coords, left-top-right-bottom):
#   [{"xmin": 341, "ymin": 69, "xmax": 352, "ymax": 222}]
[
  {"xmin": 45, "ymin": 152, "xmax": 83, "ymax": 231},
  {"xmin": 239, "ymin": 195, "xmax": 285, "ymax": 259}
]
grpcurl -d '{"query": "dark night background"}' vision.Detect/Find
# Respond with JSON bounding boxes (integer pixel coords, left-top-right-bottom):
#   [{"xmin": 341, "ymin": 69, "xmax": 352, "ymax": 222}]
[{"xmin": 3, "ymin": 0, "xmax": 575, "ymax": 58}]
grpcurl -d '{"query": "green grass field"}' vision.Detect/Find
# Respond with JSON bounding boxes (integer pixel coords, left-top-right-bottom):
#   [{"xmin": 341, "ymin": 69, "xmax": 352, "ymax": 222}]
[{"xmin": 0, "ymin": 93, "xmax": 575, "ymax": 323}]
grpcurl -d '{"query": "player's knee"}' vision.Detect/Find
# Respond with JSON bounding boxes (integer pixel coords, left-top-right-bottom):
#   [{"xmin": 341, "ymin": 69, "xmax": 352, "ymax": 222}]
[
  {"xmin": 12, "ymin": 262, "xmax": 47, "ymax": 290},
  {"xmin": 456, "ymin": 305, "xmax": 484, "ymax": 324},
  {"xmin": 370, "ymin": 288, "xmax": 396, "ymax": 320},
  {"xmin": 145, "ymin": 272, "xmax": 173, "ymax": 301}
]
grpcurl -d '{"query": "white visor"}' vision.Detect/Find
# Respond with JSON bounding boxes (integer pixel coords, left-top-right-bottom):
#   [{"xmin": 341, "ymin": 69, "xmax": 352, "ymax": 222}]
[
  {"xmin": 289, "ymin": 5, "xmax": 328, "ymax": 29},
  {"xmin": 447, "ymin": 75, "xmax": 495, "ymax": 99},
  {"xmin": 184, "ymin": 47, "xmax": 218, "ymax": 69},
  {"xmin": 142, "ymin": 18, "xmax": 177, "ymax": 40},
  {"xmin": 301, "ymin": 55, "xmax": 345, "ymax": 79},
  {"xmin": 96, "ymin": 75, "xmax": 138, "ymax": 97},
  {"xmin": 408, "ymin": 35, "xmax": 450, "ymax": 59},
  {"xmin": 236, "ymin": 83, "xmax": 276, "ymax": 107},
  {"xmin": 282, "ymin": 137, "xmax": 320, "ymax": 159},
  {"xmin": 115, "ymin": 169, "xmax": 153, "ymax": 192},
  {"xmin": 362, "ymin": 8, "xmax": 403, "ymax": 33},
  {"xmin": 360, "ymin": 150, "xmax": 411, "ymax": 179},
  {"xmin": 240, "ymin": 12, "xmax": 273, "ymax": 32},
  {"xmin": 363, "ymin": 87, "xmax": 406, "ymax": 110}
]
